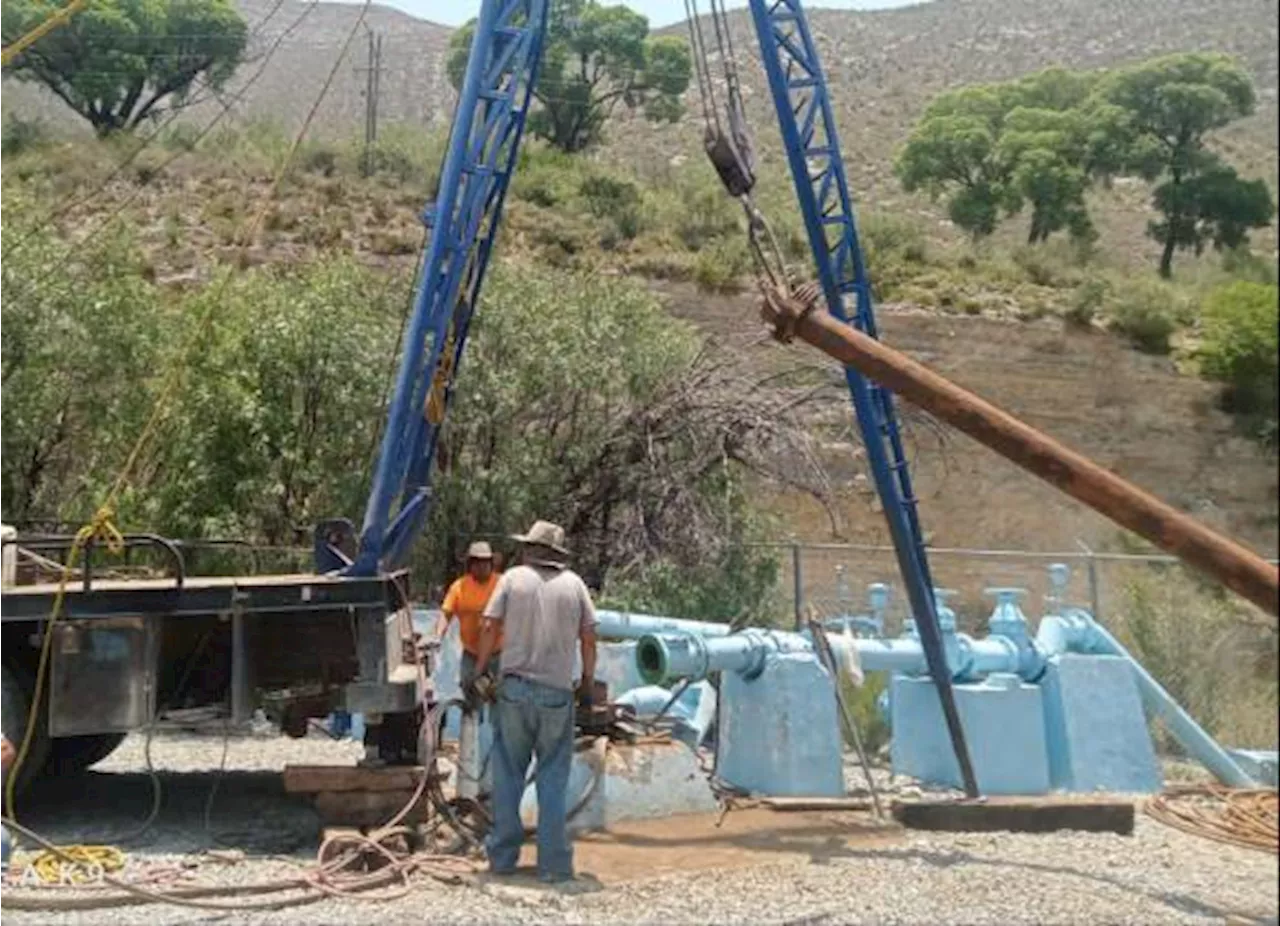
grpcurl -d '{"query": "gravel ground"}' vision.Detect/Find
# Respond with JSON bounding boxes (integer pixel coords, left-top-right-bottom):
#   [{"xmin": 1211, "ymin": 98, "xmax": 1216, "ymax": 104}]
[{"xmin": 2, "ymin": 731, "xmax": 1276, "ymax": 926}]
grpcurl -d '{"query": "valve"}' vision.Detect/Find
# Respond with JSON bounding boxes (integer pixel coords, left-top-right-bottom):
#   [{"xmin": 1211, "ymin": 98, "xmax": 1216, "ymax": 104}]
[
  {"xmin": 867, "ymin": 582, "xmax": 891, "ymax": 636},
  {"xmin": 933, "ymin": 588, "xmax": 959, "ymax": 634},
  {"xmin": 905, "ymin": 587, "xmax": 957, "ymax": 638},
  {"xmin": 985, "ymin": 587, "xmax": 1030, "ymax": 641}
]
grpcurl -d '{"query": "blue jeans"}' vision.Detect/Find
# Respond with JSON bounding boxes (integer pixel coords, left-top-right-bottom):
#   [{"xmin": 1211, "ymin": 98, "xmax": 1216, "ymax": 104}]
[{"xmin": 486, "ymin": 674, "xmax": 575, "ymax": 877}]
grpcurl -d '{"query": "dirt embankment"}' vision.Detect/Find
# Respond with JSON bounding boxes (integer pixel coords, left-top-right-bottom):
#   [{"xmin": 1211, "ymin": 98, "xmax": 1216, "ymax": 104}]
[{"xmin": 654, "ymin": 282, "xmax": 1279, "ymax": 561}]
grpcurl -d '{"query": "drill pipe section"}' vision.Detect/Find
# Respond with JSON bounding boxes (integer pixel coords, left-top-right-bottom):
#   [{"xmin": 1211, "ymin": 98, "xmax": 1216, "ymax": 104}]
[{"xmin": 759, "ymin": 300, "xmax": 1280, "ymax": 617}]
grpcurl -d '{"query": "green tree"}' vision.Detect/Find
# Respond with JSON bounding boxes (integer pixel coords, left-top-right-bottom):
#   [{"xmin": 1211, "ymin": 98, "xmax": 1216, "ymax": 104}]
[
  {"xmin": 1, "ymin": 0, "xmax": 247, "ymax": 137},
  {"xmin": 423, "ymin": 265, "xmax": 830, "ymax": 611},
  {"xmin": 894, "ymin": 87, "xmax": 1017, "ymax": 240},
  {"xmin": 447, "ymin": 0, "xmax": 690, "ymax": 153},
  {"xmin": 1199, "ymin": 280, "xmax": 1279, "ymax": 443},
  {"xmin": 144, "ymin": 260, "xmax": 400, "ymax": 543},
  {"xmin": 895, "ymin": 69, "xmax": 1103, "ymax": 243},
  {"xmin": 998, "ymin": 108, "xmax": 1095, "ymax": 244},
  {"xmin": 1097, "ymin": 53, "xmax": 1274, "ymax": 277},
  {"xmin": 0, "ymin": 203, "xmax": 168, "ymax": 521}
]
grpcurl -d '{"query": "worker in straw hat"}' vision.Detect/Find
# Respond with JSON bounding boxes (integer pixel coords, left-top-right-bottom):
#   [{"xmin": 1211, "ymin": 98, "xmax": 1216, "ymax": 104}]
[
  {"xmin": 436, "ymin": 541, "xmax": 503, "ymax": 684},
  {"xmin": 471, "ymin": 520, "xmax": 598, "ymax": 884}
]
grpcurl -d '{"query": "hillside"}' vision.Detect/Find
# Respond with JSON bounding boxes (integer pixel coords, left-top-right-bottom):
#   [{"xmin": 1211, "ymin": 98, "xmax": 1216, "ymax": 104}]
[
  {"xmin": 4, "ymin": 0, "xmax": 1276, "ymax": 263},
  {"xmin": 2, "ymin": 0, "xmax": 1277, "ymax": 566},
  {"xmin": 4, "ymin": 0, "xmax": 1276, "ymax": 160}
]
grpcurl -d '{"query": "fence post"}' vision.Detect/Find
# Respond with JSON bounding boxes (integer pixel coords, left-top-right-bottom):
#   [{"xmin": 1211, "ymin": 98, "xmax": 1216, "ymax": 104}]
[
  {"xmin": 1078, "ymin": 539, "xmax": 1101, "ymax": 620},
  {"xmin": 792, "ymin": 541, "xmax": 804, "ymax": 631}
]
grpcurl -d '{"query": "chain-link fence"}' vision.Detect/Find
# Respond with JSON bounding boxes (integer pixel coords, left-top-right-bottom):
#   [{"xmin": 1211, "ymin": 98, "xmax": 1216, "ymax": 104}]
[{"xmin": 782, "ymin": 542, "xmax": 1130, "ymax": 635}]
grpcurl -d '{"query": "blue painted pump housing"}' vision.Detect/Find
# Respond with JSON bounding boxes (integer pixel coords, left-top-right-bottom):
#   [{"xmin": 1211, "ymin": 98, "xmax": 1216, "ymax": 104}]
[{"xmin": 618, "ymin": 565, "xmax": 1264, "ymax": 797}]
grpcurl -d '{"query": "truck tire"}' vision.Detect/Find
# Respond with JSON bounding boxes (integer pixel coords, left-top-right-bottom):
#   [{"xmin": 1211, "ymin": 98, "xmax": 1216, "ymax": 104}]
[
  {"xmin": 2, "ymin": 660, "xmax": 50, "ymax": 804},
  {"xmin": 43, "ymin": 732, "xmax": 128, "ymax": 776}
]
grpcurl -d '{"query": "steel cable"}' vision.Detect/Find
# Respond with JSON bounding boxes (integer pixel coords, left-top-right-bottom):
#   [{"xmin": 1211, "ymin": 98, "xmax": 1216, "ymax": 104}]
[{"xmin": 1145, "ymin": 785, "xmax": 1278, "ymax": 854}]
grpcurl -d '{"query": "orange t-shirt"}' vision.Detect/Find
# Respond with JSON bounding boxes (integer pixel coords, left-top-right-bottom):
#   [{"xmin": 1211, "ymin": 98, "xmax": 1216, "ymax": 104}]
[{"xmin": 442, "ymin": 573, "xmax": 502, "ymax": 656}]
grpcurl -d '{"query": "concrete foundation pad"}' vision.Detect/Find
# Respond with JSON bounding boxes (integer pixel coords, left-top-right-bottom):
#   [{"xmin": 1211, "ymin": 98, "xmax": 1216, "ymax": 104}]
[{"xmin": 891, "ymin": 795, "xmax": 1136, "ymax": 835}]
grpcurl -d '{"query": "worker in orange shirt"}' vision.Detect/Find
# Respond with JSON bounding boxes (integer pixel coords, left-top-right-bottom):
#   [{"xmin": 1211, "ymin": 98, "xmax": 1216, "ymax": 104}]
[{"xmin": 436, "ymin": 541, "xmax": 502, "ymax": 687}]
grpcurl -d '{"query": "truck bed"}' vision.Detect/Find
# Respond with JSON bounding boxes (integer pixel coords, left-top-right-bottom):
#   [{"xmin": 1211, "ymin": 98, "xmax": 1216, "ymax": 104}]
[{"xmin": 1, "ymin": 570, "xmax": 407, "ymax": 621}]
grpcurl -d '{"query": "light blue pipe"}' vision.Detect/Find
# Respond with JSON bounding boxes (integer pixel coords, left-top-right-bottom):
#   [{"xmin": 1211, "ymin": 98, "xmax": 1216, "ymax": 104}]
[
  {"xmin": 595, "ymin": 610, "xmax": 733, "ymax": 641},
  {"xmin": 637, "ymin": 624, "xmax": 1028, "ymax": 685},
  {"xmin": 637, "ymin": 629, "xmax": 814, "ymax": 684},
  {"xmin": 1059, "ymin": 607, "xmax": 1257, "ymax": 788},
  {"xmin": 847, "ymin": 638, "xmax": 931, "ymax": 675}
]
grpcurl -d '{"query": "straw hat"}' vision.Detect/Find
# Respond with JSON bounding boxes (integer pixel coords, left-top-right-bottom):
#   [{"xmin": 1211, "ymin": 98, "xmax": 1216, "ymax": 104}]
[{"xmin": 510, "ymin": 520, "xmax": 570, "ymax": 557}]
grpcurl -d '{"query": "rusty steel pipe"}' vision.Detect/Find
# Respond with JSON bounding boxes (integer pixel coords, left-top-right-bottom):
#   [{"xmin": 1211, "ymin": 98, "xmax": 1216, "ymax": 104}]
[{"xmin": 763, "ymin": 301, "xmax": 1279, "ymax": 617}]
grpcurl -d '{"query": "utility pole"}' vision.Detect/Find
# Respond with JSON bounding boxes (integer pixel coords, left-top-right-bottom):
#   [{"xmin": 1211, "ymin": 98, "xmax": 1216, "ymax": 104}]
[{"xmin": 356, "ymin": 29, "xmax": 383, "ymax": 176}]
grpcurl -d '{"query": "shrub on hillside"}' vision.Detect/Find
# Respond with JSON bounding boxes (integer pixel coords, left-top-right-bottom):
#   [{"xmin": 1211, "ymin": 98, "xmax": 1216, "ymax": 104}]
[
  {"xmin": 424, "ymin": 266, "xmax": 827, "ymax": 610},
  {"xmin": 160, "ymin": 123, "xmax": 203, "ymax": 152},
  {"xmin": 1110, "ymin": 564, "xmax": 1277, "ymax": 752},
  {"xmin": 860, "ymin": 212, "xmax": 930, "ymax": 301},
  {"xmin": 1, "ymin": 116, "xmax": 47, "ymax": 156},
  {"xmin": 1066, "ymin": 278, "xmax": 1108, "ymax": 327},
  {"xmin": 579, "ymin": 174, "xmax": 643, "ymax": 241},
  {"xmin": 601, "ymin": 539, "xmax": 783, "ymax": 627},
  {"xmin": 676, "ymin": 185, "xmax": 740, "ymax": 251},
  {"xmin": 1199, "ymin": 280, "xmax": 1279, "ymax": 442},
  {"xmin": 692, "ymin": 238, "xmax": 750, "ymax": 293},
  {"xmin": 1011, "ymin": 244, "xmax": 1082, "ymax": 288},
  {"xmin": 1221, "ymin": 247, "xmax": 1278, "ymax": 285},
  {"xmin": 1, "ymin": 210, "xmax": 168, "ymax": 521},
  {"xmin": 511, "ymin": 143, "xmax": 578, "ymax": 207},
  {"xmin": 299, "ymin": 142, "xmax": 340, "ymax": 177},
  {"xmin": 1105, "ymin": 277, "xmax": 1186, "ymax": 354},
  {"xmin": 861, "ymin": 212, "xmax": 929, "ymax": 265}
]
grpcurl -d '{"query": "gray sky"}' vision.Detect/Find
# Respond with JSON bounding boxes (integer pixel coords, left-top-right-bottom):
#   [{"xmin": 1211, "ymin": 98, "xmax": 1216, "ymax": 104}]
[{"xmin": 338, "ymin": 0, "xmax": 926, "ymax": 28}]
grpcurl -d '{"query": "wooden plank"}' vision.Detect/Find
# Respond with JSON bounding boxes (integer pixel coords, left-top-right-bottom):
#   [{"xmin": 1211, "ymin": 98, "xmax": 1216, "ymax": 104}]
[
  {"xmin": 760, "ymin": 797, "xmax": 875, "ymax": 812},
  {"xmin": 313, "ymin": 790, "xmax": 431, "ymax": 827},
  {"xmin": 283, "ymin": 764, "xmax": 434, "ymax": 794},
  {"xmin": 891, "ymin": 797, "xmax": 1135, "ymax": 835}
]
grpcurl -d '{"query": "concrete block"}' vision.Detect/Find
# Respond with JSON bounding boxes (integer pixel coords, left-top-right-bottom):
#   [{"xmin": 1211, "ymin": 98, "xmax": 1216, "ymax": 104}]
[
  {"xmin": 1041, "ymin": 654, "xmax": 1161, "ymax": 794},
  {"xmin": 519, "ymin": 740, "xmax": 719, "ymax": 833},
  {"xmin": 891, "ymin": 673, "xmax": 1051, "ymax": 795},
  {"xmin": 717, "ymin": 652, "xmax": 844, "ymax": 797}
]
